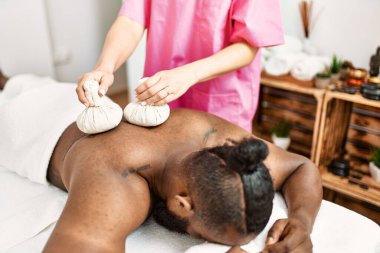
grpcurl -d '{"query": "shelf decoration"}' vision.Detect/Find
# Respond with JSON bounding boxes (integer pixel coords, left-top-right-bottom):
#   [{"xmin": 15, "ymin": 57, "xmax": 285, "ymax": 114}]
[
  {"xmin": 272, "ymin": 121, "xmax": 292, "ymax": 150},
  {"xmin": 369, "ymin": 148, "xmax": 380, "ymax": 183}
]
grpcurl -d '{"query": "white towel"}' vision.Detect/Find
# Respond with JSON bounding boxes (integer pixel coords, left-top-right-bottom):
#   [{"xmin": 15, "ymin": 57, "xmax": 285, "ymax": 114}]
[
  {"xmin": 290, "ymin": 56, "xmax": 330, "ymax": 81},
  {"xmin": 185, "ymin": 195, "xmax": 288, "ymax": 253},
  {"xmin": 263, "ymin": 35, "xmax": 304, "ymax": 76},
  {"xmin": 0, "ymin": 168, "xmax": 68, "ymax": 253},
  {"xmin": 185, "ymin": 198, "xmax": 380, "ymax": 253},
  {"xmin": 0, "ymin": 75, "xmax": 84, "ymax": 184},
  {"xmin": 2, "ymin": 168, "xmax": 379, "ymax": 253},
  {"xmin": 264, "ymin": 53, "xmax": 304, "ymax": 76}
]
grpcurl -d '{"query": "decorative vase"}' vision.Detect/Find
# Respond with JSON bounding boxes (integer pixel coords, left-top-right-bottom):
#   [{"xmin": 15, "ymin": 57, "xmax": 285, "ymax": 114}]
[
  {"xmin": 314, "ymin": 76, "xmax": 331, "ymax": 89},
  {"xmin": 331, "ymin": 73, "xmax": 341, "ymax": 84},
  {"xmin": 369, "ymin": 162, "xmax": 380, "ymax": 183},
  {"xmin": 272, "ymin": 134, "xmax": 291, "ymax": 150}
]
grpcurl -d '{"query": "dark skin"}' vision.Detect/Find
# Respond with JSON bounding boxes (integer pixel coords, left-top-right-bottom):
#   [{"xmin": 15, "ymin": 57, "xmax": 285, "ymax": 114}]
[
  {"xmin": 0, "ymin": 70, "xmax": 8, "ymax": 90},
  {"xmin": 1, "ymin": 75, "xmax": 322, "ymax": 253}
]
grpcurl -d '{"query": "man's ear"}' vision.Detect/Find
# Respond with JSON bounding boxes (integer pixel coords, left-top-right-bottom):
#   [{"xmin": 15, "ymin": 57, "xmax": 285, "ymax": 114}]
[{"xmin": 167, "ymin": 194, "xmax": 194, "ymax": 219}]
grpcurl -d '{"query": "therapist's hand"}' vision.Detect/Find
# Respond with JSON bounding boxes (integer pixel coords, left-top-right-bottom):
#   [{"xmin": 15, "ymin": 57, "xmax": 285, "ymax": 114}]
[
  {"xmin": 77, "ymin": 70, "xmax": 114, "ymax": 106},
  {"xmin": 134, "ymin": 66, "xmax": 199, "ymax": 106},
  {"xmin": 262, "ymin": 218, "xmax": 312, "ymax": 253}
]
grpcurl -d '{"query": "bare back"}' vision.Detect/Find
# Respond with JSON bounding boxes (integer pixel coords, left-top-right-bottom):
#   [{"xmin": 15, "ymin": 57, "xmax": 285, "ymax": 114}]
[
  {"xmin": 44, "ymin": 109, "xmax": 313, "ymax": 253},
  {"xmin": 48, "ymin": 109, "xmax": 248, "ymax": 191},
  {"xmin": 44, "ymin": 109, "xmax": 251, "ymax": 252}
]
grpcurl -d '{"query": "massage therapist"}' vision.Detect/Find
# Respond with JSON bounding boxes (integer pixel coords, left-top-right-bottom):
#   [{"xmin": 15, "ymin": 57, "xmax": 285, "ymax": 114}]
[{"xmin": 76, "ymin": 0, "xmax": 284, "ymax": 131}]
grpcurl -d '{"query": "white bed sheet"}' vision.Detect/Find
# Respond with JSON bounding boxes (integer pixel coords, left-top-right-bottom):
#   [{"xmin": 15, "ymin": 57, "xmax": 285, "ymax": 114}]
[{"xmin": 0, "ymin": 166, "xmax": 379, "ymax": 253}]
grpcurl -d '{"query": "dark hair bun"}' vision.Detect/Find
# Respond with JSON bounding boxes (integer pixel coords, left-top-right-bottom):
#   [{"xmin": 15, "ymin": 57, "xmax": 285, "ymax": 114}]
[{"xmin": 227, "ymin": 139, "xmax": 268, "ymax": 174}]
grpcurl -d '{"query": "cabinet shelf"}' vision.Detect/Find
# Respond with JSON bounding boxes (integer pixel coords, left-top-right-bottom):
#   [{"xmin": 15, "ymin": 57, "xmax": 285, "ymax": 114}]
[
  {"xmin": 321, "ymin": 168, "xmax": 380, "ymax": 207},
  {"xmin": 258, "ymin": 73, "xmax": 380, "ymax": 213},
  {"xmin": 257, "ymin": 74, "xmax": 325, "ymax": 161}
]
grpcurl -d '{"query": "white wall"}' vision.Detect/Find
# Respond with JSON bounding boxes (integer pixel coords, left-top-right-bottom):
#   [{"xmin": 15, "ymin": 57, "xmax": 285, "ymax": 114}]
[
  {"xmin": 0, "ymin": 0, "xmax": 127, "ymax": 94},
  {"xmin": 126, "ymin": 32, "xmax": 147, "ymax": 102},
  {"xmin": 45, "ymin": 0, "xmax": 127, "ymax": 94},
  {"xmin": 0, "ymin": 0, "xmax": 55, "ymax": 77},
  {"xmin": 280, "ymin": 0, "xmax": 380, "ymax": 68}
]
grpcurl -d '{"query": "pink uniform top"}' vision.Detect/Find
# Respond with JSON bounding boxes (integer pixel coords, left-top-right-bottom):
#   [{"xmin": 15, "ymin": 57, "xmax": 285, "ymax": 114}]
[{"xmin": 120, "ymin": 0, "xmax": 283, "ymax": 131}]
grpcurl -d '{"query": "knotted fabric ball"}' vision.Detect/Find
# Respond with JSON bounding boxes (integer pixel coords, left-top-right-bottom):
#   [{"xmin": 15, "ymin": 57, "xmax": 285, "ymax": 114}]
[
  {"xmin": 124, "ymin": 103, "xmax": 170, "ymax": 127},
  {"xmin": 76, "ymin": 80, "xmax": 123, "ymax": 134},
  {"xmin": 123, "ymin": 77, "xmax": 170, "ymax": 127},
  {"xmin": 123, "ymin": 102, "xmax": 170, "ymax": 127}
]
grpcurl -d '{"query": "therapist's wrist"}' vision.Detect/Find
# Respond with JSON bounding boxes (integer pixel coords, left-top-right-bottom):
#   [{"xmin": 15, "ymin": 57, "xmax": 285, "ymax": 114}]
[
  {"xmin": 184, "ymin": 59, "xmax": 214, "ymax": 83},
  {"xmin": 94, "ymin": 61, "xmax": 116, "ymax": 74},
  {"xmin": 93, "ymin": 67, "xmax": 113, "ymax": 75}
]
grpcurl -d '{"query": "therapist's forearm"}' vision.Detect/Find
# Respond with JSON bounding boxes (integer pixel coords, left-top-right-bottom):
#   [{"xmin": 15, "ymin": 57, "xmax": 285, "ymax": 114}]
[
  {"xmin": 184, "ymin": 42, "xmax": 258, "ymax": 82},
  {"xmin": 282, "ymin": 161, "xmax": 322, "ymax": 232},
  {"xmin": 95, "ymin": 16, "xmax": 144, "ymax": 73}
]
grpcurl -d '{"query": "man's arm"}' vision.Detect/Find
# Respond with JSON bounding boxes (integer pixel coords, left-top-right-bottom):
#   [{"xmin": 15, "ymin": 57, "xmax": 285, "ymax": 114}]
[
  {"xmin": 43, "ymin": 165, "xmax": 151, "ymax": 253},
  {"xmin": 261, "ymin": 140, "xmax": 322, "ymax": 253}
]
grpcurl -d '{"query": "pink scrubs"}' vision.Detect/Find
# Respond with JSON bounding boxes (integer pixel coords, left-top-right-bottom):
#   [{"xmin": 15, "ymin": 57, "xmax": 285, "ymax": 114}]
[{"xmin": 120, "ymin": 0, "xmax": 283, "ymax": 131}]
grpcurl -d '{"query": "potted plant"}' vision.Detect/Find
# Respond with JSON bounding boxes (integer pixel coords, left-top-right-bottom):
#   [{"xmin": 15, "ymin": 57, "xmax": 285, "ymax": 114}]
[
  {"xmin": 330, "ymin": 55, "xmax": 344, "ymax": 83},
  {"xmin": 314, "ymin": 72, "xmax": 331, "ymax": 89},
  {"xmin": 340, "ymin": 61, "xmax": 354, "ymax": 81},
  {"xmin": 369, "ymin": 147, "xmax": 380, "ymax": 183},
  {"xmin": 272, "ymin": 121, "xmax": 292, "ymax": 150}
]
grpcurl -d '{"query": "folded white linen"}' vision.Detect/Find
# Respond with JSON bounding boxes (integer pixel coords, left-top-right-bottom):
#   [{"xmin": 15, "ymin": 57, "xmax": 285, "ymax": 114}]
[
  {"xmin": 264, "ymin": 53, "xmax": 304, "ymax": 76},
  {"xmin": 0, "ymin": 168, "xmax": 67, "ymax": 253},
  {"xmin": 0, "ymin": 167, "xmax": 202, "ymax": 253},
  {"xmin": 263, "ymin": 35, "xmax": 304, "ymax": 76},
  {"xmin": 186, "ymin": 196, "xmax": 288, "ymax": 253},
  {"xmin": 290, "ymin": 56, "xmax": 330, "ymax": 81},
  {"xmin": 0, "ymin": 75, "xmax": 84, "ymax": 184},
  {"xmin": 186, "ymin": 199, "xmax": 380, "ymax": 253}
]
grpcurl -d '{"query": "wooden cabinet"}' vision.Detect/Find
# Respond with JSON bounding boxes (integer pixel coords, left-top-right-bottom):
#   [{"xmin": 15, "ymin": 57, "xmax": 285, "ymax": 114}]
[
  {"xmin": 254, "ymin": 74, "xmax": 325, "ymax": 161},
  {"xmin": 315, "ymin": 91, "xmax": 380, "ymax": 207},
  {"xmin": 255, "ymin": 73, "xmax": 380, "ymax": 221}
]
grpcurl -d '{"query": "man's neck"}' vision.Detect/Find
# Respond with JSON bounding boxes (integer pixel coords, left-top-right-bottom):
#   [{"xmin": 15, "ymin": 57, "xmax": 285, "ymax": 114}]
[{"xmin": 143, "ymin": 146, "xmax": 197, "ymax": 200}]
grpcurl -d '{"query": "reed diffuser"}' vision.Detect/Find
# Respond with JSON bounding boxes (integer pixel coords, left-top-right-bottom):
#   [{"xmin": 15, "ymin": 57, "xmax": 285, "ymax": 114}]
[{"xmin": 299, "ymin": 0, "xmax": 313, "ymax": 38}]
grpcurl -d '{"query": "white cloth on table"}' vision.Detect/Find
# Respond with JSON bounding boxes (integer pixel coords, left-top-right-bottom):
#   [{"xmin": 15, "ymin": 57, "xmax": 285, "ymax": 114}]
[
  {"xmin": 186, "ymin": 200, "xmax": 380, "ymax": 253},
  {"xmin": 263, "ymin": 35, "xmax": 331, "ymax": 81},
  {"xmin": 0, "ymin": 167, "xmax": 68, "ymax": 253},
  {"xmin": 264, "ymin": 53, "xmax": 304, "ymax": 76},
  {"xmin": 0, "ymin": 75, "xmax": 84, "ymax": 185},
  {"xmin": 1, "ymin": 166, "xmax": 379, "ymax": 253},
  {"xmin": 290, "ymin": 56, "xmax": 330, "ymax": 81}
]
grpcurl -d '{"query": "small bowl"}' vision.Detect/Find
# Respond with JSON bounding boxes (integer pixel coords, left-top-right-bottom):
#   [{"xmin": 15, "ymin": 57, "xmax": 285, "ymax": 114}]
[
  {"xmin": 368, "ymin": 76, "xmax": 380, "ymax": 85},
  {"xmin": 349, "ymin": 68, "xmax": 368, "ymax": 79},
  {"xmin": 329, "ymin": 159, "xmax": 350, "ymax": 177},
  {"xmin": 347, "ymin": 78, "xmax": 365, "ymax": 87}
]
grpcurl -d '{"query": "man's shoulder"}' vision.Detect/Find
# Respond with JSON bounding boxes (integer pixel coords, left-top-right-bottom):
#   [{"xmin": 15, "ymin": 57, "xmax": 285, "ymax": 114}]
[{"xmin": 170, "ymin": 109, "xmax": 250, "ymax": 144}]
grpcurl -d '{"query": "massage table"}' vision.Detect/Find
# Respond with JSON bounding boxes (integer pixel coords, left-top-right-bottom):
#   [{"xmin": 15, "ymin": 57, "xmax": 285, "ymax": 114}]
[{"xmin": 0, "ymin": 164, "xmax": 379, "ymax": 253}]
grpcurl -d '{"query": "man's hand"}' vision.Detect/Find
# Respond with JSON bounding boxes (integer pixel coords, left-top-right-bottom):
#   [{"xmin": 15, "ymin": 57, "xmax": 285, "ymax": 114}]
[
  {"xmin": 262, "ymin": 218, "xmax": 312, "ymax": 253},
  {"xmin": 134, "ymin": 66, "xmax": 199, "ymax": 106}
]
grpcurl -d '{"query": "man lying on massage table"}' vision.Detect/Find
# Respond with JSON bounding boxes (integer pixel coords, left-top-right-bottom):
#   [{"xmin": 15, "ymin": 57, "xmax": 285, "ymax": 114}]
[{"xmin": 0, "ymin": 72, "xmax": 322, "ymax": 253}]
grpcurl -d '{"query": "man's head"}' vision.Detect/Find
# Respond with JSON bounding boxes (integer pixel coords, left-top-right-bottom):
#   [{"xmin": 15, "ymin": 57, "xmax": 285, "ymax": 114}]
[{"xmin": 153, "ymin": 138, "xmax": 275, "ymax": 245}]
